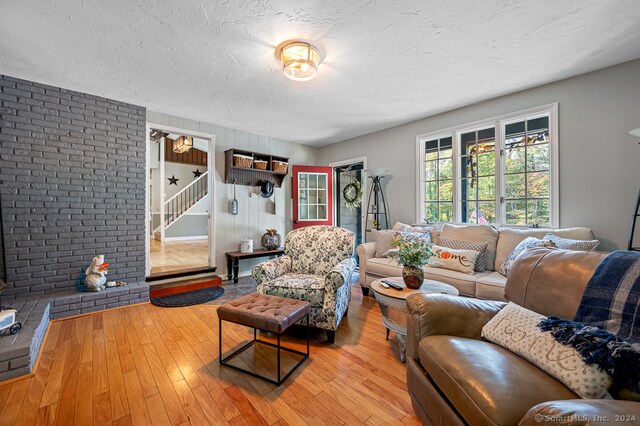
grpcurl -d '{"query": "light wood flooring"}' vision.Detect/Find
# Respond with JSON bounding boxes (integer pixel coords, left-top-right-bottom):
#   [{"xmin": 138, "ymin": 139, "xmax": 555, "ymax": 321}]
[
  {"xmin": 150, "ymin": 239, "xmax": 209, "ymax": 274},
  {"xmin": 0, "ymin": 281, "xmax": 419, "ymax": 425}
]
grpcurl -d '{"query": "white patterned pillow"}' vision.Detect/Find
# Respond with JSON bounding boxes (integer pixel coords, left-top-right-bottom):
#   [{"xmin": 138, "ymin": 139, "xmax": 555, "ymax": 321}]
[
  {"xmin": 482, "ymin": 303, "xmax": 612, "ymax": 399},
  {"xmin": 543, "ymin": 233, "xmax": 600, "ymax": 252},
  {"xmin": 499, "ymin": 237, "xmax": 555, "ymax": 277},
  {"xmin": 438, "ymin": 237, "xmax": 488, "ymax": 272},
  {"xmin": 429, "ymin": 245, "xmax": 479, "ymax": 275}
]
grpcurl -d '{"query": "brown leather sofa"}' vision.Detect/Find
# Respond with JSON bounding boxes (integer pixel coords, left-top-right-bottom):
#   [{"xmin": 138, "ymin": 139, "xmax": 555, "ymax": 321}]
[{"xmin": 406, "ymin": 247, "xmax": 640, "ymax": 425}]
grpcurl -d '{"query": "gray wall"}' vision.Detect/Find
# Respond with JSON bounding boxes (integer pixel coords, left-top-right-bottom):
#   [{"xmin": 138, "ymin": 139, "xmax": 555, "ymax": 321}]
[
  {"xmin": 0, "ymin": 75, "xmax": 146, "ymax": 298},
  {"xmin": 147, "ymin": 111, "xmax": 318, "ymax": 277},
  {"xmin": 318, "ymin": 59, "xmax": 640, "ymax": 251}
]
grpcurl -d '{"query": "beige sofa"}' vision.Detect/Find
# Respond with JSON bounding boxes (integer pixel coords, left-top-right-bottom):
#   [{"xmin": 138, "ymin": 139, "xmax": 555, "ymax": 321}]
[{"xmin": 356, "ymin": 223, "xmax": 595, "ymax": 301}]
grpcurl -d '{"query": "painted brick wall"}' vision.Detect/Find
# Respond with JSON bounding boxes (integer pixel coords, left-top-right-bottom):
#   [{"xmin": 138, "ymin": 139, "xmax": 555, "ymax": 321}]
[{"xmin": 0, "ymin": 75, "xmax": 146, "ymax": 298}]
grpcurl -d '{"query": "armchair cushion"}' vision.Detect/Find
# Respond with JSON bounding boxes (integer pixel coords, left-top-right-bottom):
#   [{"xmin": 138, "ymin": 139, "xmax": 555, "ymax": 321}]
[
  {"xmin": 251, "ymin": 255, "xmax": 292, "ymax": 285},
  {"xmin": 262, "ymin": 274, "xmax": 325, "ymax": 308},
  {"xmin": 520, "ymin": 400, "xmax": 640, "ymax": 426}
]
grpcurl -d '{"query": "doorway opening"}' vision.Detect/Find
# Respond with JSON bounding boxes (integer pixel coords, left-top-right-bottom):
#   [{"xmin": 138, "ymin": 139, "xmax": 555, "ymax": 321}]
[
  {"xmin": 146, "ymin": 124, "xmax": 216, "ymax": 279},
  {"xmin": 332, "ymin": 158, "xmax": 366, "ymax": 252}
]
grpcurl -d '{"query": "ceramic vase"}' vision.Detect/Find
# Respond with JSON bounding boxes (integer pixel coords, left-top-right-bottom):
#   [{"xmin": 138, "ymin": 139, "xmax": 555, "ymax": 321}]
[
  {"xmin": 402, "ymin": 265, "xmax": 424, "ymax": 289},
  {"xmin": 261, "ymin": 232, "xmax": 281, "ymax": 250}
]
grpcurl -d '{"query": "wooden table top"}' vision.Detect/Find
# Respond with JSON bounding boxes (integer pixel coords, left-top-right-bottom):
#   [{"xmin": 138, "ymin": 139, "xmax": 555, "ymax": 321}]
[
  {"xmin": 371, "ymin": 277, "xmax": 459, "ymax": 300},
  {"xmin": 225, "ymin": 248, "xmax": 284, "ymax": 258}
]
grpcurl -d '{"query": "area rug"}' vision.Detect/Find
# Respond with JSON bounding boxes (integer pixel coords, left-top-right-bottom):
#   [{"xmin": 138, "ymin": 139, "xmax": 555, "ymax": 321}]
[{"xmin": 150, "ymin": 286, "xmax": 225, "ymax": 307}]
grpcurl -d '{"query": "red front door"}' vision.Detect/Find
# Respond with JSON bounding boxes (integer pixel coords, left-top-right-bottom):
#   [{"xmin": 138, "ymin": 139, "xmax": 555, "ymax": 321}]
[{"xmin": 292, "ymin": 165, "xmax": 333, "ymax": 229}]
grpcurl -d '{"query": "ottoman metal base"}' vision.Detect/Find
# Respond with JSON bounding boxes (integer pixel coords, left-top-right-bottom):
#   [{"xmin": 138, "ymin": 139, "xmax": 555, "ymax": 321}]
[{"xmin": 218, "ymin": 313, "xmax": 309, "ymax": 386}]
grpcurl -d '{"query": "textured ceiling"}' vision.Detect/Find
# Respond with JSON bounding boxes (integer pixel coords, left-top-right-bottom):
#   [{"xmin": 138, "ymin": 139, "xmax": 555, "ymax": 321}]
[{"xmin": 1, "ymin": 1, "xmax": 639, "ymax": 146}]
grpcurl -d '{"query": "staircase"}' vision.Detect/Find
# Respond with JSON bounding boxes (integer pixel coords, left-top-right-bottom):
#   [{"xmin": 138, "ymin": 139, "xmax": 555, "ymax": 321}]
[{"xmin": 154, "ymin": 171, "xmax": 208, "ymax": 240}]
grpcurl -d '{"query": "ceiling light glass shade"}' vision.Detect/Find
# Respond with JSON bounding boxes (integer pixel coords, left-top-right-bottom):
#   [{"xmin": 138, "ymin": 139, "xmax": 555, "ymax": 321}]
[
  {"xmin": 173, "ymin": 136, "xmax": 193, "ymax": 153},
  {"xmin": 280, "ymin": 42, "xmax": 319, "ymax": 81}
]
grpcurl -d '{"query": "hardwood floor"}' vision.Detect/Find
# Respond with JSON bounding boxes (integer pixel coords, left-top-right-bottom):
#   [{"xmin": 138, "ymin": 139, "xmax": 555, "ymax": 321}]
[
  {"xmin": 0, "ymin": 282, "xmax": 420, "ymax": 425},
  {"xmin": 150, "ymin": 239, "xmax": 209, "ymax": 274}
]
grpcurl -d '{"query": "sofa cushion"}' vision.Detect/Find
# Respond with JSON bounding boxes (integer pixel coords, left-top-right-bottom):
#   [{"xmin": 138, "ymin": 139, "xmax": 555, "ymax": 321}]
[
  {"xmin": 495, "ymin": 227, "xmax": 595, "ymax": 271},
  {"xmin": 475, "ymin": 272, "xmax": 507, "ymax": 301},
  {"xmin": 418, "ymin": 335, "xmax": 578, "ymax": 426},
  {"xmin": 260, "ymin": 274, "xmax": 325, "ymax": 308},
  {"xmin": 440, "ymin": 224, "xmax": 499, "ymax": 271},
  {"xmin": 366, "ymin": 257, "xmax": 487, "ymax": 296}
]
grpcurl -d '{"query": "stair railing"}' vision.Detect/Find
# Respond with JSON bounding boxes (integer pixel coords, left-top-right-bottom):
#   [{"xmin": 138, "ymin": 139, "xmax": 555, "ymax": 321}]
[{"xmin": 162, "ymin": 171, "xmax": 209, "ymax": 230}]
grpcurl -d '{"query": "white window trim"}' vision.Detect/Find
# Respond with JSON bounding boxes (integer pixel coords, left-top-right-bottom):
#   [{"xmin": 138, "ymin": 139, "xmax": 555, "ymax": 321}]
[
  {"xmin": 297, "ymin": 172, "xmax": 330, "ymax": 221},
  {"xmin": 416, "ymin": 103, "xmax": 559, "ymax": 228}
]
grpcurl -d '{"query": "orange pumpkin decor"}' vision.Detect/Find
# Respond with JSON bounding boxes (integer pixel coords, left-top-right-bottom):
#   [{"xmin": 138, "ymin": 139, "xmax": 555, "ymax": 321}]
[{"xmin": 440, "ymin": 251, "xmax": 452, "ymax": 260}]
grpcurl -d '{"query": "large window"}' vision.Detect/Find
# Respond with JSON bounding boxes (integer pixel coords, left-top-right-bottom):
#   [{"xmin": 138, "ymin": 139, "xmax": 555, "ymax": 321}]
[{"xmin": 417, "ymin": 104, "xmax": 558, "ymax": 227}]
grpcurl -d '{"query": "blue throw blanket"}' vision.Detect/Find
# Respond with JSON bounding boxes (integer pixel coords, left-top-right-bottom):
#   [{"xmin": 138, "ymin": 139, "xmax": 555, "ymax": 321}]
[{"xmin": 538, "ymin": 250, "xmax": 640, "ymax": 392}]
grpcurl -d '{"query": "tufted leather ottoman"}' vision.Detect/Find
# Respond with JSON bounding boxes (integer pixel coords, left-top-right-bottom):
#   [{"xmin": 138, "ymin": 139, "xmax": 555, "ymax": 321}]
[{"xmin": 217, "ymin": 293, "xmax": 310, "ymax": 385}]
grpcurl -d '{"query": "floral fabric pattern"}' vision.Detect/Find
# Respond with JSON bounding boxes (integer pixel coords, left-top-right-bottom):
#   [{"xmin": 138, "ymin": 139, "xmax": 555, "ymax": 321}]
[
  {"xmin": 257, "ymin": 274, "xmax": 325, "ymax": 307},
  {"xmin": 255, "ymin": 225, "xmax": 356, "ymax": 332},
  {"xmin": 251, "ymin": 255, "xmax": 292, "ymax": 285},
  {"xmin": 285, "ymin": 226, "xmax": 355, "ymax": 276},
  {"xmin": 499, "ymin": 237, "xmax": 555, "ymax": 277}
]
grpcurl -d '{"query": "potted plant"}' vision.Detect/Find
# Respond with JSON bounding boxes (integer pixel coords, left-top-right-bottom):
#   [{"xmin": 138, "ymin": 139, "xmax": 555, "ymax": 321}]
[{"xmin": 393, "ymin": 234, "xmax": 435, "ymax": 289}]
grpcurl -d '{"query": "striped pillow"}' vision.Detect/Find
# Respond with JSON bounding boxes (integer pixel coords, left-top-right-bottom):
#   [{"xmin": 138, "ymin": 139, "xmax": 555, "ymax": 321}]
[{"xmin": 438, "ymin": 237, "xmax": 488, "ymax": 272}]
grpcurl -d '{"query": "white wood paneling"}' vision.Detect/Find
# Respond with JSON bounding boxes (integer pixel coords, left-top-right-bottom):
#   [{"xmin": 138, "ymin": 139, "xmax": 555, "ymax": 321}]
[{"xmin": 147, "ymin": 111, "xmax": 319, "ymax": 277}]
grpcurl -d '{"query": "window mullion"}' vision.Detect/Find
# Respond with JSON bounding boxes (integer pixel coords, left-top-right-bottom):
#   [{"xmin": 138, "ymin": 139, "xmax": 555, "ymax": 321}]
[
  {"xmin": 496, "ymin": 120, "xmax": 505, "ymax": 226},
  {"xmin": 452, "ymin": 130, "xmax": 460, "ymax": 223}
]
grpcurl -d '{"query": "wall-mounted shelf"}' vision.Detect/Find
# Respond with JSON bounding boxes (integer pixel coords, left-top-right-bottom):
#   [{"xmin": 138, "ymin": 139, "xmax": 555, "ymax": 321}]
[{"xmin": 224, "ymin": 149, "xmax": 289, "ymax": 188}]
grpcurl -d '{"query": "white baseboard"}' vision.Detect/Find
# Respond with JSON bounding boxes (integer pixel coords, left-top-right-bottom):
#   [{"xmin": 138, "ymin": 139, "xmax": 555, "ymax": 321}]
[{"xmin": 163, "ymin": 235, "xmax": 208, "ymax": 242}]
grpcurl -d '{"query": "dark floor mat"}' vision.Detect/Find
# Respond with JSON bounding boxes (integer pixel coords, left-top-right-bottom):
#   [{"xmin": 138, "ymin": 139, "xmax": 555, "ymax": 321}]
[{"xmin": 150, "ymin": 286, "xmax": 225, "ymax": 307}]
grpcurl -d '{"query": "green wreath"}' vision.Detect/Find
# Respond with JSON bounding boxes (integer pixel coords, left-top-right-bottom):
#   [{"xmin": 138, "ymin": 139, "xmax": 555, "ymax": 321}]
[{"xmin": 343, "ymin": 179, "xmax": 363, "ymax": 210}]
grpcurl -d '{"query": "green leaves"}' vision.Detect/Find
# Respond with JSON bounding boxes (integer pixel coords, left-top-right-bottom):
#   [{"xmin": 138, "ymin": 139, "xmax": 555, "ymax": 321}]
[{"xmin": 392, "ymin": 234, "xmax": 435, "ymax": 268}]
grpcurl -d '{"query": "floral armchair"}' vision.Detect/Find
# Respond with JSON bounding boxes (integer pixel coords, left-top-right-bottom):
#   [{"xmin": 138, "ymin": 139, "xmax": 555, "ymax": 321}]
[{"xmin": 252, "ymin": 225, "xmax": 356, "ymax": 343}]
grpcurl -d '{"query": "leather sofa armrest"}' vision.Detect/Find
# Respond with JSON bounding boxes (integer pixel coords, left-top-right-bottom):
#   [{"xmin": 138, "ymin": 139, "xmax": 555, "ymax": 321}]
[
  {"xmin": 406, "ymin": 294, "xmax": 506, "ymax": 362},
  {"xmin": 356, "ymin": 242, "xmax": 376, "ymax": 286},
  {"xmin": 519, "ymin": 400, "xmax": 640, "ymax": 425},
  {"xmin": 251, "ymin": 255, "xmax": 292, "ymax": 286}
]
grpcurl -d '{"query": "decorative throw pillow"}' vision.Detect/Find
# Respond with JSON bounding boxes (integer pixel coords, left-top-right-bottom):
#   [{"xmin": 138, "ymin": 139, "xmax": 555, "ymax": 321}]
[
  {"xmin": 481, "ymin": 303, "xmax": 612, "ymax": 399},
  {"xmin": 383, "ymin": 248, "xmax": 399, "ymax": 258},
  {"xmin": 543, "ymin": 233, "xmax": 600, "ymax": 252},
  {"xmin": 429, "ymin": 245, "xmax": 479, "ymax": 275},
  {"xmin": 372, "ymin": 229, "xmax": 397, "ymax": 258},
  {"xmin": 394, "ymin": 230, "xmax": 432, "ymax": 244},
  {"xmin": 438, "ymin": 237, "xmax": 488, "ymax": 272},
  {"xmin": 499, "ymin": 237, "xmax": 555, "ymax": 277}
]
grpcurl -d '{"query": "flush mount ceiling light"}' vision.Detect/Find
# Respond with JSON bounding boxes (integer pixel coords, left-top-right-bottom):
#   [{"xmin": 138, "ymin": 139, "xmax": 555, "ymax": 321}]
[
  {"xmin": 173, "ymin": 136, "xmax": 193, "ymax": 153},
  {"xmin": 279, "ymin": 41, "xmax": 320, "ymax": 81}
]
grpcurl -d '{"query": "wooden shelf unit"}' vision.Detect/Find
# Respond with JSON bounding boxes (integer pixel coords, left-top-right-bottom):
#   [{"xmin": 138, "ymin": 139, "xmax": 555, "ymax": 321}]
[{"xmin": 224, "ymin": 149, "xmax": 289, "ymax": 187}]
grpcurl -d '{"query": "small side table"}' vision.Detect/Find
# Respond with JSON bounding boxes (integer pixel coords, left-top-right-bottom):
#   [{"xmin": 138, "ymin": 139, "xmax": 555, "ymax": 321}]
[
  {"xmin": 225, "ymin": 248, "xmax": 285, "ymax": 283},
  {"xmin": 371, "ymin": 277, "xmax": 459, "ymax": 362}
]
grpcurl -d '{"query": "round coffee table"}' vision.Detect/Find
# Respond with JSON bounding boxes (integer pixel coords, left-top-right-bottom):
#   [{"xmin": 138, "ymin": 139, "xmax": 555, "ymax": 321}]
[{"xmin": 371, "ymin": 277, "xmax": 459, "ymax": 362}]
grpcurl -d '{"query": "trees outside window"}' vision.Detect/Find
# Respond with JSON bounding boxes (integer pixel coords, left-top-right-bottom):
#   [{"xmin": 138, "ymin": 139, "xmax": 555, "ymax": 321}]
[{"xmin": 418, "ymin": 104, "xmax": 558, "ymax": 227}]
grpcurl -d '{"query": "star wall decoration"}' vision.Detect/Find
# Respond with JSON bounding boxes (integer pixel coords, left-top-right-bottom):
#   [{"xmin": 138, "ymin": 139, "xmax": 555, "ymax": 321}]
[
  {"xmin": 192, "ymin": 169, "xmax": 202, "ymax": 178},
  {"xmin": 168, "ymin": 175, "xmax": 179, "ymax": 186}
]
